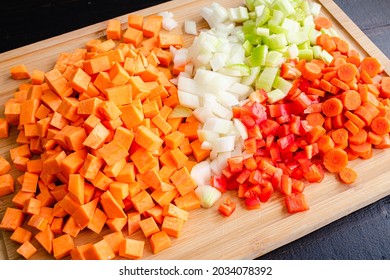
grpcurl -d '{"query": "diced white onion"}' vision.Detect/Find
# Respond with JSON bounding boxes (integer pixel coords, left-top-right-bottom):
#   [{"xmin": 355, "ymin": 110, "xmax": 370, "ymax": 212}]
[
  {"xmin": 184, "ymin": 20, "xmax": 198, "ymax": 35},
  {"xmin": 195, "ymin": 185, "xmax": 222, "ymax": 208},
  {"xmin": 190, "ymin": 161, "xmax": 211, "ymax": 187}
]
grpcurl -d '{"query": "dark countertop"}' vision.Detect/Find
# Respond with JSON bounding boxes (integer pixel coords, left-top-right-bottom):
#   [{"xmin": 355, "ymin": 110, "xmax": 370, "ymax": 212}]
[{"xmin": 1, "ymin": 0, "xmax": 390, "ymax": 260}]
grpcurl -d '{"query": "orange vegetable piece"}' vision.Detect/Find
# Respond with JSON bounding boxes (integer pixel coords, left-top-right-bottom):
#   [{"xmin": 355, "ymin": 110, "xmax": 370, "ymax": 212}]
[
  {"xmin": 322, "ymin": 97, "xmax": 343, "ymax": 117},
  {"xmin": 17, "ymin": 241, "xmax": 37, "ymax": 259},
  {"xmin": 106, "ymin": 19, "xmax": 122, "ymax": 40},
  {"xmin": 10, "ymin": 64, "xmax": 31, "ymax": 80},
  {"xmin": 52, "ymin": 234, "xmax": 75, "ymax": 259},
  {"xmin": 119, "ymin": 238, "xmax": 145, "ymax": 259},
  {"xmin": 360, "ymin": 57, "xmax": 382, "ymax": 78},
  {"xmin": 150, "ymin": 231, "xmax": 171, "ymax": 254},
  {"xmin": 323, "ymin": 148, "xmax": 349, "ymax": 173},
  {"xmin": 314, "ymin": 16, "xmax": 332, "ymax": 30},
  {"xmin": 338, "ymin": 167, "xmax": 357, "ymax": 184},
  {"xmin": 83, "ymin": 239, "xmax": 115, "ymax": 260},
  {"xmin": 0, "ymin": 118, "xmax": 9, "ymax": 138},
  {"xmin": 10, "ymin": 227, "xmax": 33, "ymax": 244}
]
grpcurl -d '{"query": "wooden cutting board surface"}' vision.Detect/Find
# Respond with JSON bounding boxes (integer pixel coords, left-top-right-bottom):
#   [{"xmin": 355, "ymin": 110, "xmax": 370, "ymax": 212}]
[{"xmin": 1, "ymin": 0, "xmax": 389, "ymax": 260}]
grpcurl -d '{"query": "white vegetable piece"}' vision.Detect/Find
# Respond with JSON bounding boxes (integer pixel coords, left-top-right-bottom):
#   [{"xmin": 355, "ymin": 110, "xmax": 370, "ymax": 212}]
[
  {"xmin": 195, "ymin": 185, "xmax": 222, "ymax": 208},
  {"xmin": 190, "ymin": 161, "xmax": 211, "ymax": 187},
  {"xmin": 184, "ymin": 20, "xmax": 197, "ymax": 35}
]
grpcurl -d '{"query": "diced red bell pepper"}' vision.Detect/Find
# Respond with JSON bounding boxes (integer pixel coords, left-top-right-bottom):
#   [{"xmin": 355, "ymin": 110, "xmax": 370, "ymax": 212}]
[
  {"xmin": 285, "ymin": 192, "xmax": 309, "ymax": 213},
  {"xmin": 245, "ymin": 195, "xmax": 261, "ymax": 210},
  {"xmin": 268, "ymin": 103, "xmax": 293, "ymax": 118},
  {"xmin": 246, "ymin": 125, "xmax": 263, "ymax": 140},
  {"xmin": 210, "ymin": 175, "xmax": 227, "ymax": 193},
  {"xmin": 249, "ymin": 89, "xmax": 267, "ymax": 103},
  {"xmin": 280, "ymin": 174, "xmax": 292, "ymax": 196},
  {"xmin": 277, "ymin": 134, "xmax": 295, "ymax": 150},
  {"xmin": 260, "ymin": 119, "xmax": 280, "ymax": 136},
  {"xmin": 303, "ymin": 163, "xmax": 324, "ymax": 183},
  {"xmin": 244, "ymin": 137, "xmax": 257, "ymax": 154},
  {"xmin": 293, "ymin": 91, "xmax": 313, "ymax": 112},
  {"xmin": 241, "ymin": 114, "xmax": 256, "ymax": 128},
  {"xmin": 248, "ymin": 169, "xmax": 262, "ymax": 185},
  {"xmin": 292, "ymin": 179, "xmax": 305, "ymax": 193},
  {"xmin": 250, "ymin": 102, "xmax": 268, "ymax": 122},
  {"xmin": 218, "ymin": 198, "xmax": 237, "ymax": 217},
  {"xmin": 243, "ymin": 157, "xmax": 258, "ymax": 171},
  {"xmin": 244, "ymin": 184, "xmax": 261, "ymax": 198},
  {"xmin": 236, "ymin": 168, "xmax": 252, "ymax": 184},
  {"xmin": 269, "ymin": 142, "xmax": 281, "ymax": 163},
  {"xmin": 259, "ymin": 181, "xmax": 274, "ymax": 203},
  {"xmin": 305, "ymin": 143, "xmax": 319, "ymax": 159},
  {"xmin": 290, "ymin": 166, "xmax": 304, "ymax": 180},
  {"xmin": 227, "ymin": 156, "xmax": 244, "ymax": 174}
]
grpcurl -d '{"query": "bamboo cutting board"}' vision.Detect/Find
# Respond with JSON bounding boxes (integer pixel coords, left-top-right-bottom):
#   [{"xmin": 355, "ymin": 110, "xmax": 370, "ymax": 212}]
[{"xmin": 1, "ymin": 0, "xmax": 390, "ymax": 260}]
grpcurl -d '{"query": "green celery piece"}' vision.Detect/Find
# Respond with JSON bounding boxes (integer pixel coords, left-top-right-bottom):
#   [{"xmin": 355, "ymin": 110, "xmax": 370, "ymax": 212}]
[
  {"xmin": 267, "ymin": 88, "xmax": 288, "ymax": 104},
  {"xmin": 247, "ymin": 44, "xmax": 268, "ymax": 67},
  {"xmin": 266, "ymin": 51, "xmax": 284, "ymax": 67},
  {"xmin": 298, "ymin": 49, "xmax": 314, "ymax": 61},
  {"xmin": 243, "ymin": 40, "xmax": 254, "ymax": 56},
  {"xmin": 273, "ymin": 76, "xmax": 293, "ymax": 94},
  {"xmin": 245, "ymin": 33, "xmax": 262, "ymax": 45},
  {"xmin": 255, "ymin": 66, "xmax": 279, "ymax": 92},
  {"xmin": 255, "ymin": 6, "xmax": 270, "ymax": 26},
  {"xmin": 245, "ymin": 0, "xmax": 256, "ymax": 11},
  {"xmin": 267, "ymin": 34, "xmax": 288, "ymax": 50},
  {"xmin": 273, "ymin": 0, "xmax": 295, "ymax": 16},
  {"xmin": 242, "ymin": 20, "xmax": 256, "ymax": 34},
  {"xmin": 312, "ymin": 45, "xmax": 323, "ymax": 59},
  {"xmin": 268, "ymin": 9, "xmax": 284, "ymax": 26},
  {"xmin": 286, "ymin": 31, "xmax": 309, "ymax": 46}
]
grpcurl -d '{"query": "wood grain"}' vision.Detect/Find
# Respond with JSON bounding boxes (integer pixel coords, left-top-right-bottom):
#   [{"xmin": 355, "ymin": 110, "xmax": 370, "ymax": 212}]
[{"xmin": 1, "ymin": 0, "xmax": 390, "ymax": 260}]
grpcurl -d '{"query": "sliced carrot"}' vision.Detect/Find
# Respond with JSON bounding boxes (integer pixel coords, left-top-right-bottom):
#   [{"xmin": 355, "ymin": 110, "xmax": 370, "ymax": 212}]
[
  {"xmin": 370, "ymin": 116, "xmax": 390, "ymax": 135},
  {"xmin": 360, "ymin": 57, "xmax": 382, "ymax": 78},
  {"xmin": 323, "ymin": 148, "xmax": 348, "ymax": 173},
  {"xmin": 314, "ymin": 16, "xmax": 332, "ymax": 30},
  {"xmin": 338, "ymin": 167, "xmax": 357, "ymax": 184}
]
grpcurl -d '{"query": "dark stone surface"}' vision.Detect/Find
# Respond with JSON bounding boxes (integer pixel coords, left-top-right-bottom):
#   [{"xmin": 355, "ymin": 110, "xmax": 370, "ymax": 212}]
[{"xmin": 1, "ymin": 0, "xmax": 389, "ymax": 260}]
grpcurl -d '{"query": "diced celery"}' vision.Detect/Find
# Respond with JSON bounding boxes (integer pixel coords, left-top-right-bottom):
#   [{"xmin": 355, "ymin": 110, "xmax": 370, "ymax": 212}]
[
  {"xmin": 298, "ymin": 49, "xmax": 313, "ymax": 61},
  {"xmin": 273, "ymin": 76, "xmax": 293, "ymax": 94},
  {"xmin": 312, "ymin": 45, "xmax": 322, "ymax": 59},
  {"xmin": 243, "ymin": 40, "xmax": 254, "ymax": 56},
  {"xmin": 255, "ymin": 6, "xmax": 270, "ymax": 26},
  {"xmin": 242, "ymin": 20, "xmax": 256, "ymax": 34},
  {"xmin": 309, "ymin": 28, "xmax": 321, "ymax": 45},
  {"xmin": 301, "ymin": 0, "xmax": 311, "ymax": 16},
  {"xmin": 256, "ymin": 27, "xmax": 270, "ymax": 37},
  {"xmin": 286, "ymin": 31, "xmax": 309, "ymax": 45},
  {"xmin": 248, "ymin": 11, "xmax": 256, "ymax": 20},
  {"xmin": 298, "ymin": 41, "xmax": 310, "ymax": 50},
  {"xmin": 309, "ymin": 2, "xmax": 321, "ymax": 16},
  {"xmin": 255, "ymin": 66, "xmax": 279, "ymax": 92},
  {"xmin": 320, "ymin": 49, "xmax": 334, "ymax": 65},
  {"xmin": 247, "ymin": 44, "xmax": 268, "ymax": 66},
  {"xmin": 228, "ymin": 6, "xmax": 249, "ymax": 23},
  {"xmin": 266, "ymin": 51, "xmax": 284, "ymax": 67},
  {"xmin": 281, "ymin": 18, "xmax": 300, "ymax": 33},
  {"xmin": 273, "ymin": 0, "xmax": 295, "ymax": 16},
  {"xmin": 303, "ymin": 15, "xmax": 315, "ymax": 27},
  {"xmin": 245, "ymin": 0, "xmax": 256, "ymax": 11},
  {"xmin": 245, "ymin": 33, "xmax": 262, "ymax": 45},
  {"xmin": 267, "ymin": 88, "xmax": 288, "ymax": 103},
  {"xmin": 267, "ymin": 33, "xmax": 288, "ymax": 49},
  {"xmin": 328, "ymin": 27, "xmax": 340, "ymax": 37},
  {"xmin": 294, "ymin": 8, "xmax": 307, "ymax": 22},
  {"xmin": 268, "ymin": 9, "xmax": 284, "ymax": 26},
  {"xmin": 287, "ymin": 44, "xmax": 299, "ymax": 58},
  {"xmin": 268, "ymin": 24, "xmax": 286, "ymax": 35}
]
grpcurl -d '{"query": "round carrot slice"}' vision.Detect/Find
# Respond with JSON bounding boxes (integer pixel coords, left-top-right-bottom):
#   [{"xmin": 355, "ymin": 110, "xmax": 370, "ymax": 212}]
[{"xmin": 323, "ymin": 148, "xmax": 348, "ymax": 173}]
